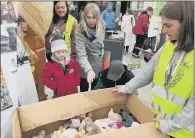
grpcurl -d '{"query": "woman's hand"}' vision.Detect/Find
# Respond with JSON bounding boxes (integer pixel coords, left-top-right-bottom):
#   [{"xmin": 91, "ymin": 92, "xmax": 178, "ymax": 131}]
[
  {"xmin": 153, "ymin": 116, "xmax": 163, "ymax": 133},
  {"xmin": 112, "ymin": 86, "xmax": 123, "ymax": 95},
  {"xmin": 87, "ymin": 70, "xmax": 95, "ymax": 84}
]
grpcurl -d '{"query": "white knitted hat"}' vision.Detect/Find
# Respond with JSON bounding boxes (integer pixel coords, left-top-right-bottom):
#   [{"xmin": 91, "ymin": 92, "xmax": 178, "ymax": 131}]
[{"xmin": 51, "ymin": 39, "xmax": 67, "ymax": 53}]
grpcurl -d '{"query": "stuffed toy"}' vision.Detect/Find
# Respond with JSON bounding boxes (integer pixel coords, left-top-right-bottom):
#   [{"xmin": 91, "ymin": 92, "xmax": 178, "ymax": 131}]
[
  {"xmin": 50, "ymin": 131, "xmax": 58, "ymax": 138},
  {"xmin": 70, "ymin": 113, "xmax": 90, "ymax": 129},
  {"xmin": 111, "ymin": 123, "xmax": 118, "ymax": 130},
  {"xmin": 97, "ymin": 118, "xmax": 115, "ymax": 126},
  {"xmin": 131, "ymin": 122, "xmax": 140, "ymax": 127},
  {"xmin": 116, "ymin": 122, "xmax": 124, "ymax": 129},
  {"xmin": 32, "ymin": 130, "xmax": 51, "ymax": 138},
  {"xmin": 71, "ymin": 118, "xmax": 81, "ymax": 129},
  {"xmin": 59, "ymin": 128, "xmax": 78, "ymax": 138},
  {"xmin": 79, "ymin": 117, "xmax": 101, "ymax": 136},
  {"xmin": 94, "ymin": 120, "xmax": 109, "ymax": 133},
  {"xmin": 120, "ymin": 109, "xmax": 134, "ymax": 127},
  {"xmin": 38, "ymin": 130, "xmax": 46, "ymax": 138},
  {"xmin": 74, "ymin": 130, "xmax": 85, "ymax": 138},
  {"xmin": 63, "ymin": 119, "xmax": 72, "ymax": 129},
  {"xmin": 108, "ymin": 108, "xmax": 122, "ymax": 122}
]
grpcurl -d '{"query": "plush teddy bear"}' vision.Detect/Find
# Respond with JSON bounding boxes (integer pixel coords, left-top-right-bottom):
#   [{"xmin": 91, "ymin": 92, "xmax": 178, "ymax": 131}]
[
  {"xmin": 79, "ymin": 117, "xmax": 101, "ymax": 136},
  {"xmin": 70, "ymin": 113, "xmax": 90, "ymax": 129},
  {"xmin": 94, "ymin": 120, "xmax": 108, "ymax": 133},
  {"xmin": 108, "ymin": 108, "xmax": 122, "ymax": 122},
  {"xmin": 32, "ymin": 130, "xmax": 51, "ymax": 138},
  {"xmin": 38, "ymin": 130, "xmax": 47, "ymax": 138},
  {"xmin": 74, "ymin": 130, "xmax": 85, "ymax": 138}
]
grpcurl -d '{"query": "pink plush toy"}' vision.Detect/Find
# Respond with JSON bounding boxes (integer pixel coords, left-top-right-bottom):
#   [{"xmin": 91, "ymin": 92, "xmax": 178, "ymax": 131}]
[
  {"xmin": 116, "ymin": 122, "xmax": 124, "ymax": 129},
  {"xmin": 108, "ymin": 108, "xmax": 122, "ymax": 122},
  {"xmin": 71, "ymin": 118, "xmax": 81, "ymax": 128}
]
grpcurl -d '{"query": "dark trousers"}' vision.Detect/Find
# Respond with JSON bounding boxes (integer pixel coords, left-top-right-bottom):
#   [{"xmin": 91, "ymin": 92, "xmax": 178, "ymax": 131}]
[
  {"xmin": 149, "ymin": 37, "xmax": 156, "ymax": 52},
  {"xmin": 132, "ymin": 34, "xmax": 147, "ymax": 55},
  {"xmin": 80, "ymin": 78, "xmax": 98, "ymax": 92}
]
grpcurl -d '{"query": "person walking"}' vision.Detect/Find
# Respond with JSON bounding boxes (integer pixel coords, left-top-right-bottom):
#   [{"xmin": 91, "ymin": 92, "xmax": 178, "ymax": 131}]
[
  {"xmin": 121, "ymin": 9, "xmax": 136, "ymax": 54},
  {"xmin": 132, "ymin": 7, "xmax": 153, "ymax": 57}
]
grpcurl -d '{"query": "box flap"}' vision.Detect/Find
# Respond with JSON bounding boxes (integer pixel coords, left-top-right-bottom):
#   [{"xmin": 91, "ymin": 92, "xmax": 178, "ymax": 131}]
[
  {"xmin": 87, "ymin": 122, "xmax": 165, "ymax": 138},
  {"xmin": 126, "ymin": 94, "xmax": 155, "ymax": 123},
  {"xmin": 18, "ymin": 88, "xmax": 125, "ymax": 132},
  {"xmin": 18, "ymin": 93, "xmax": 97, "ymax": 132},
  {"xmin": 82, "ymin": 88, "xmax": 126, "ymax": 108},
  {"xmin": 12, "ymin": 109, "xmax": 22, "ymax": 138}
]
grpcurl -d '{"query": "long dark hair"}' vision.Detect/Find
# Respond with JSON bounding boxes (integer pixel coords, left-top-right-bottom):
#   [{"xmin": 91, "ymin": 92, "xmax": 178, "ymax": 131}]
[
  {"xmin": 160, "ymin": 2, "xmax": 194, "ymax": 52},
  {"xmin": 52, "ymin": 1, "xmax": 69, "ymax": 24}
]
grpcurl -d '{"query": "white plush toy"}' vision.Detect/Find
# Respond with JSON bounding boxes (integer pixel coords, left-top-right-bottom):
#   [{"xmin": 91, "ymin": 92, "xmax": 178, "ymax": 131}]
[
  {"xmin": 59, "ymin": 128, "xmax": 78, "ymax": 138},
  {"xmin": 51, "ymin": 131, "xmax": 58, "ymax": 138}
]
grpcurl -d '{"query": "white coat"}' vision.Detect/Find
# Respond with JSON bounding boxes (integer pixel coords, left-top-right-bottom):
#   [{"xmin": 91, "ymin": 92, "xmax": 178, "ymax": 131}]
[{"xmin": 121, "ymin": 14, "xmax": 136, "ymax": 52}]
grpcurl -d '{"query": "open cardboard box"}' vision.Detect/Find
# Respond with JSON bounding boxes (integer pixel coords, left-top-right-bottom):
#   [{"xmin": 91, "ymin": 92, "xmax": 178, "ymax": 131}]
[{"xmin": 13, "ymin": 88, "xmax": 165, "ymax": 138}]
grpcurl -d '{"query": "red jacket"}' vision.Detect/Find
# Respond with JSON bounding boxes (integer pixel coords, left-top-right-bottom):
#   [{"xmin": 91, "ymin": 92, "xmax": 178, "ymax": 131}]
[
  {"xmin": 132, "ymin": 12, "xmax": 149, "ymax": 35},
  {"xmin": 42, "ymin": 59, "xmax": 80, "ymax": 97}
]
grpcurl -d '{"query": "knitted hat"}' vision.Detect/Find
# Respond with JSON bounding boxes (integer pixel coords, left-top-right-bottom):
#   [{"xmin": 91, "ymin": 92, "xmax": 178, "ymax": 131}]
[
  {"xmin": 107, "ymin": 60, "xmax": 125, "ymax": 81},
  {"xmin": 51, "ymin": 39, "xmax": 67, "ymax": 53}
]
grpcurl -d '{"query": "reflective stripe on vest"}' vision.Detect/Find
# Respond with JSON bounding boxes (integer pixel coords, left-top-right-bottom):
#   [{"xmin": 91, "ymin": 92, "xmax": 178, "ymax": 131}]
[
  {"xmin": 152, "ymin": 41, "xmax": 194, "ymax": 138},
  {"xmin": 151, "ymin": 101, "xmax": 173, "ymax": 120},
  {"xmin": 152, "ymin": 84, "xmax": 188, "ymax": 106},
  {"xmin": 62, "ymin": 14, "xmax": 75, "ymax": 51}
]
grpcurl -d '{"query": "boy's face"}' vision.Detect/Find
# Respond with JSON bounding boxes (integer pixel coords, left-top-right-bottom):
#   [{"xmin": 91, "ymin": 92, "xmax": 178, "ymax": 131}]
[{"xmin": 54, "ymin": 50, "xmax": 66, "ymax": 60}]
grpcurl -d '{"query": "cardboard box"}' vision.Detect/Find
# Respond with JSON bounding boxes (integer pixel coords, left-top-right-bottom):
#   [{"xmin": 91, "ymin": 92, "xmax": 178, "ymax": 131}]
[
  {"xmin": 24, "ymin": 35, "xmax": 44, "ymax": 51},
  {"xmin": 13, "ymin": 88, "xmax": 165, "ymax": 138},
  {"xmin": 34, "ymin": 48, "xmax": 47, "ymax": 101}
]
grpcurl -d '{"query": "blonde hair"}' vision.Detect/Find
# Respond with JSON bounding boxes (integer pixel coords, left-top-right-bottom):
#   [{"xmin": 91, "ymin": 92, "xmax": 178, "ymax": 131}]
[{"xmin": 77, "ymin": 3, "xmax": 105, "ymax": 38}]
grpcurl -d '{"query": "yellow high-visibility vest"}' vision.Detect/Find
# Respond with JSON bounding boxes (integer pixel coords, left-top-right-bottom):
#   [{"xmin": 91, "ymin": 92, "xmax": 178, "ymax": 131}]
[
  {"xmin": 152, "ymin": 41, "xmax": 194, "ymax": 138},
  {"xmin": 62, "ymin": 14, "xmax": 75, "ymax": 51}
]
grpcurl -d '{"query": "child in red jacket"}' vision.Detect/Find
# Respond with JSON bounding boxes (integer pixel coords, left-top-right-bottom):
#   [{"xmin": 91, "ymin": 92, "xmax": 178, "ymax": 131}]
[{"xmin": 42, "ymin": 39, "xmax": 80, "ymax": 98}]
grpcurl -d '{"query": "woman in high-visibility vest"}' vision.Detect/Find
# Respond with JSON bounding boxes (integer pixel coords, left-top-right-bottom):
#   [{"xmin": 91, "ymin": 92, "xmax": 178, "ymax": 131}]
[
  {"xmin": 113, "ymin": 2, "xmax": 194, "ymax": 138},
  {"xmin": 45, "ymin": 1, "xmax": 77, "ymax": 60}
]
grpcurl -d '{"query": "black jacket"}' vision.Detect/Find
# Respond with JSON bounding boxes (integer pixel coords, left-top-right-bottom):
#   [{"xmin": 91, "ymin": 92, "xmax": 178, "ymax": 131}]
[{"xmin": 93, "ymin": 65, "xmax": 135, "ymax": 90}]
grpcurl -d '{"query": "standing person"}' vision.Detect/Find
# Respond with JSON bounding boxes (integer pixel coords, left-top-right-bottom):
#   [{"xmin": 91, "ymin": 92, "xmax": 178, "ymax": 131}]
[
  {"xmin": 121, "ymin": 9, "xmax": 136, "ymax": 53},
  {"xmin": 113, "ymin": 2, "xmax": 194, "ymax": 138},
  {"xmin": 101, "ymin": 2, "xmax": 115, "ymax": 31},
  {"xmin": 45, "ymin": 1, "xmax": 77, "ymax": 60},
  {"xmin": 78, "ymin": 6, "xmax": 84, "ymax": 23},
  {"xmin": 132, "ymin": 7, "xmax": 153, "ymax": 58},
  {"xmin": 69, "ymin": 4, "xmax": 78, "ymax": 21},
  {"xmin": 76, "ymin": 3, "xmax": 105, "ymax": 92},
  {"xmin": 42, "ymin": 38, "xmax": 80, "ymax": 98}
]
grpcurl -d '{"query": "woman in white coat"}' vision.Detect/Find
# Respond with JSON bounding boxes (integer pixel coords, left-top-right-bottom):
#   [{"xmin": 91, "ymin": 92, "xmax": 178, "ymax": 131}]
[{"xmin": 121, "ymin": 9, "xmax": 136, "ymax": 53}]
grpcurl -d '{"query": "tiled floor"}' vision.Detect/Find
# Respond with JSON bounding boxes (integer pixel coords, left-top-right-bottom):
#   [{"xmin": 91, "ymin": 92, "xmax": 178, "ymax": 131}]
[{"xmin": 45, "ymin": 52, "xmax": 152, "ymax": 108}]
